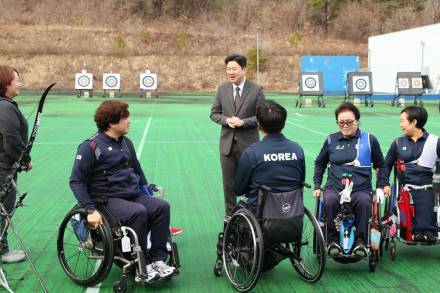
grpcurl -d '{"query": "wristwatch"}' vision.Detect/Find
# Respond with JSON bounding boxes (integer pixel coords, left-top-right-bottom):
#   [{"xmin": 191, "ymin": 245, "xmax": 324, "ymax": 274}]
[{"xmin": 86, "ymin": 207, "xmax": 97, "ymax": 215}]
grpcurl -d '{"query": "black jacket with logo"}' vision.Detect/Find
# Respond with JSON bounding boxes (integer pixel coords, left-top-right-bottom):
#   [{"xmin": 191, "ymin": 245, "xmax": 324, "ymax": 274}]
[{"xmin": 0, "ymin": 96, "xmax": 29, "ymax": 172}]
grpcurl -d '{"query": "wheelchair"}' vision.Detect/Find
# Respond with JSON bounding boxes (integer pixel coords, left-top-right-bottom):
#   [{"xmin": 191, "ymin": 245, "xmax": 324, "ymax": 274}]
[
  {"xmin": 382, "ymin": 159, "xmax": 440, "ymax": 260},
  {"xmin": 213, "ymin": 185, "xmax": 326, "ymax": 292},
  {"xmin": 315, "ymin": 174, "xmax": 382, "ymax": 272},
  {"xmin": 57, "ymin": 186, "xmax": 180, "ymax": 293}
]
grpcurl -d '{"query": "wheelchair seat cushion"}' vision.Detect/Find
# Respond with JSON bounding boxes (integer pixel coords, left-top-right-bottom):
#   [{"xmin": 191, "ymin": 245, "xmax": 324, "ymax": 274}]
[{"xmin": 262, "ymin": 189, "xmax": 304, "ymax": 243}]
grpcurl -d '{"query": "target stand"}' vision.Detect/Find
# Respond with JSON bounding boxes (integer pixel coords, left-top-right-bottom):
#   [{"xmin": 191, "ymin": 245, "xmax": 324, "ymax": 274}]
[
  {"xmin": 392, "ymin": 72, "xmax": 424, "ymax": 107},
  {"xmin": 139, "ymin": 71, "xmax": 158, "ymax": 98},
  {"xmin": 103, "ymin": 73, "xmax": 121, "ymax": 98},
  {"xmin": 75, "ymin": 70, "xmax": 93, "ymax": 97},
  {"xmin": 344, "ymin": 72, "xmax": 374, "ymax": 107},
  {"xmin": 296, "ymin": 72, "xmax": 325, "ymax": 108}
]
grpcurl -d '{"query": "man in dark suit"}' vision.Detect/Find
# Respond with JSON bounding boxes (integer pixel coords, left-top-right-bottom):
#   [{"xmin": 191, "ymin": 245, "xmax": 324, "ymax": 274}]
[{"xmin": 210, "ymin": 54, "xmax": 265, "ymax": 215}]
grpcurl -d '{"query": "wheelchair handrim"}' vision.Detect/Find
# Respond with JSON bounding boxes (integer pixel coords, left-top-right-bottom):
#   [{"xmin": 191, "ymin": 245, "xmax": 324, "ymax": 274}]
[{"xmin": 222, "ymin": 209, "xmax": 263, "ymax": 292}]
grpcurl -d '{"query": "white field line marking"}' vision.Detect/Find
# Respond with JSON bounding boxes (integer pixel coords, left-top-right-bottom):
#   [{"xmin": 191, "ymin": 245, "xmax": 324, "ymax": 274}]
[
  {"xmin": 294, "ymin": 112, "xmax": 306, "ymax": 117},
  {"xmin": 286, "ymin": 120, "xmax": 328, "ymax": 137},
  {"xmin": 136, "ymin": 117, "xmax": 152, "ymax": 159},
  {"xmin": 84, "ymin": 260, "xmax": 102, "ymax": 293}
]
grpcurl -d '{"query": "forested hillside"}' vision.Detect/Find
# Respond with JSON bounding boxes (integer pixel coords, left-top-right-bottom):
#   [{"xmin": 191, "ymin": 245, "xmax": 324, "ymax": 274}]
[{"xmin": 0, "ymin": 0, "xmax": 438, "ymax": 91}]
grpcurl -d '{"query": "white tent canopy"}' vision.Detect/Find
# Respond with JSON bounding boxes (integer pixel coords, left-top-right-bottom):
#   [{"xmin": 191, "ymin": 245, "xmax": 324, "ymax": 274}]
[{"xmin": 368, "ymin": 23, "xmax": 440, "ymax": 94}]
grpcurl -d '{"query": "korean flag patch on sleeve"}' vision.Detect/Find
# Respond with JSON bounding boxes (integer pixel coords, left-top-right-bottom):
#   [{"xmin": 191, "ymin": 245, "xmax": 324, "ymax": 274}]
[{"xmin": 76, "ymin": 154, "xmax": 82, "ymax": 160}]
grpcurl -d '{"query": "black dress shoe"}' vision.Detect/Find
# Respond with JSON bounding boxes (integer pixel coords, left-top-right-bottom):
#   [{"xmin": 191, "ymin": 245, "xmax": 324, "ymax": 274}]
[
  {"xmin": 423, "ymin": 231, "xmax": 437, "ymax": 243},
  {"xmin": 413, "ymin": 231, "xmax": 425, "ymax": 242}
]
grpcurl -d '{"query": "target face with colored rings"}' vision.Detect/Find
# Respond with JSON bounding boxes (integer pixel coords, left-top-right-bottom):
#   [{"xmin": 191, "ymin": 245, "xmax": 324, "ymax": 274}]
[
  {"xmin": 305, "ymin": 77, "xmax": 317, "ymax": 89},
  {"xmin": 103, "ymin": 73, "xmax": 120, "ymax": 89},
  {"xmin": 75, "ymin": 73, "xmax": 93, "ymax": 89},
  {"xmin": 142, "ymin": 76, "xmax": 155, "ymax": 88},
  {"xmin": 78, "ymin": 75, "xmax": 91, "ymax": 87},
  {"xmin": 412, "ymin": 78, "xmax": 422, "ymax": 89},
  {"xmin": 355, "ymin": 78, "xmax": 367, "ymax": 90},
  {"xmin": 398, "ymin": 78, "xmax": 409, "ymax": 89},
  {"xmin": 140, "ymin": 73, "xmax": 157, "ymax": 90},
  {"xmin": 105, "ymin": 76, "xmax": 118, "ymax": 88}
]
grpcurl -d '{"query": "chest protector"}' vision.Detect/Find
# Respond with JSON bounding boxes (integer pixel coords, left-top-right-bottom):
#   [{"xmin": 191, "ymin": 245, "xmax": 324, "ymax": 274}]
[
  {"xmin": 343, "ymin": 131, "xmax": 372, "ymax": 167},
  {"xmin": 407, "ymin": 134, "xmax": 439, "ymax": 169}
]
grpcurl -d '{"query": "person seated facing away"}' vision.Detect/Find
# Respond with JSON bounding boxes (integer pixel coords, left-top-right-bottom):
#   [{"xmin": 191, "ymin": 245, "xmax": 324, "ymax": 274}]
[
  {"xmin": 234, "ymin": 100, "xmax": 306, "ymax": 269},
  {"xmin": 69, "ymin": 100, "xmax": 176, "ymax": 282},
  {"xmin": 313, "ymin": 103, "xmax": 386, "ymax": 257},
  {"xmin": 383, "ymin": 105, "xmax": 440, "ymax": 242}
]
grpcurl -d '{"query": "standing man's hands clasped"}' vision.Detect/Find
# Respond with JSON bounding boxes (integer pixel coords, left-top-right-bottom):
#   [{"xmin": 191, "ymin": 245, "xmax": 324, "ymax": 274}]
[{"xmin": 226, "ymin": 117, "xmax": 244, "ymax": 128}]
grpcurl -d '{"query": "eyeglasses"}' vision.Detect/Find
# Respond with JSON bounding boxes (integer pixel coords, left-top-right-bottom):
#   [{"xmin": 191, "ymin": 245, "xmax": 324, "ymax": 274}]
[{"xmin": 336, "ymin": 120, "xmax": 355, "ymax": 127}]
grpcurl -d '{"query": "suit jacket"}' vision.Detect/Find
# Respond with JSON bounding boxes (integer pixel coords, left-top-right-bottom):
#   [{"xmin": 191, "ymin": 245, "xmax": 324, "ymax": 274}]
[{"xmin": 210, "ymin": 79, "xmax": 265, "ymax": 155}]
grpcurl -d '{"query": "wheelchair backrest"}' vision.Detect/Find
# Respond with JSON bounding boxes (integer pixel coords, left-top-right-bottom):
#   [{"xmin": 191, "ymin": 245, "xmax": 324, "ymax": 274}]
[{"xmin": 262, "ymin": 189, "xmax": 304, "ymax": 244}]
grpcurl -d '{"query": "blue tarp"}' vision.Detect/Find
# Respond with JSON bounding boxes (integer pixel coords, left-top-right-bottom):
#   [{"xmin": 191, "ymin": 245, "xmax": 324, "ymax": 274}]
[{"xmin": 301, "ymin": 56, "xmax": 360, "ymax": 94}]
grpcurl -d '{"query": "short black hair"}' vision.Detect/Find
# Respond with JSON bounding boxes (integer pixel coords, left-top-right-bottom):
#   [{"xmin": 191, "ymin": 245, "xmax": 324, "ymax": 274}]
[
  {"xmin": 335, "ymin": 102, "xmax": 360, "ymax": 121},
  {"xmin": 225, "ymin": 54, "xmax": 247, "ymax": 69},
  {"xmin": 256, "ymin": 100, "xmax": 287, "ymax": 134},
  {"xmin": 401, "ymin": 105, "xmax": 428, "ymax": 129}
]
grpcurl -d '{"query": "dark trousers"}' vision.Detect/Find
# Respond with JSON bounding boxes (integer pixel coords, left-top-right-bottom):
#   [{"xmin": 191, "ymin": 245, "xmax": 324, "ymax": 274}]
[
  {"xmin": 411, "ymin": 188, "xmax": 436, "ymax": 231},
  {"xmin": 0, "ymin": 172, "xmax": 16, "ymax": 255},
  {"xmin": 104, "ymin": 194, "xmax": 170, "ymax": 263},
  {"xmin": 323, "ymin": 188, "xmax": 371, "ymax": 242},
  {"xmin": 220, "ymin": 141, "xmax": 242, "ymax": 216}
]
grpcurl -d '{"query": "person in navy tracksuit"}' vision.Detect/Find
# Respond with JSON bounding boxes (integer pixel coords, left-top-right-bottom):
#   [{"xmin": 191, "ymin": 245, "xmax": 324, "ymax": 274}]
[
  {"xmin": 70, "ymin": 100, "xmax": 175, "ymax": 281},
  {"xmin": 313, "ymin": 103, "xmax": 386, "ymax": 257},
  {"xmin": 383, "ymin": 105, "xmax": 440, "ymax": 242}
]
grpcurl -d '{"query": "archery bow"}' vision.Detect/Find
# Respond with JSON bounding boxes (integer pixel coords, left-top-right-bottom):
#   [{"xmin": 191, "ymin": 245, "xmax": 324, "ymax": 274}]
[
  {"xmin": 0, "ymin": 83, "xmax": 56, "ymax": 203},
  {"xmin": 13, "ymin": 83, "xmax": 56, "ymax": 174}
]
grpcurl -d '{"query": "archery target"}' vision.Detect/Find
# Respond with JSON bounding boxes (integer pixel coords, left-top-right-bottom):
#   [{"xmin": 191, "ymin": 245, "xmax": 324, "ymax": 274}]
[
  {"xmin": 301, "ymin": 74, "xmax": 320, "ymax": 92},
  {"xmin": 412, "ymin": 77, "xmax": 423, "ymax": 89},
  {"xmin": 396, "ymin": 72, "xmax": 423, "ymax": 95},
  {"xmin": 140, "ymin": 73, "xmax": 157, "ymax": 90},
  {"xmin": 398, "ymin": 78, "xmax": 410, "ymax": 89},
  {"xmin": 103, "ymin": 74, "xmax": 121, "ymax": 90},
  {"xmin": 354, "ymin": 78, "xmax": 367, "ymax": 90},
  {"xmin": 75, "ymin": 73, "xmax": 93, "ymax": 90},
  {"xmin": 346, "ymin": 72, "xmax": 373, "ymax": 95}
]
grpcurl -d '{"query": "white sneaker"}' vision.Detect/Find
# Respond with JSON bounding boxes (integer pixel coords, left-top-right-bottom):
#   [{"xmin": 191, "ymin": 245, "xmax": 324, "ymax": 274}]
[
  {"xmin": 152, "ymin": 260, "xmax": 176, "ymax": 278},
  {"xmin": 145, "ymin": 264, "xmax": 160, "ymax": 283},
  {"xmin": 2, "ymin": 250, "xmax": 25, "ymax": 263}
]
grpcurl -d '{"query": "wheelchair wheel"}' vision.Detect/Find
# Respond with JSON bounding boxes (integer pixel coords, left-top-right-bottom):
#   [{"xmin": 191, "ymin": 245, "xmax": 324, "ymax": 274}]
[
  {"xmin": 57, "ymin": 207, "xmax": 114, "ymax": 286},
  {"xmin": 223, "ymin": 208, "xmax": 264, "ymax": 292},
  {"xmin": 291, "ymin": 207, "xmax": 326, "ymax": 283}
]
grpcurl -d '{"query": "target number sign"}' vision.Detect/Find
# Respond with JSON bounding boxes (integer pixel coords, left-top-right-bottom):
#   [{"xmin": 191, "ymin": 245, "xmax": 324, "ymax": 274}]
[
  {"xmin": 398, "ymin": 78, "xmax": 410, "ymax": 89},
  {"xmin": 75, "ymin": 73, "xmax": 93, "ymax": 90},
  {"xmin": 103, "ymin": 74, "xmax": 121, "ymax": 90},
  {"xmin": 412, "ymin": 77, "xmax": 422, "ymax": 89},
  {"xmin": 140, "ymin": 73, "xmax": 157, "ymax": 90},
  {"xmin": 301, "ymin": 74, "xmax": 320, "ymax": 92}
]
